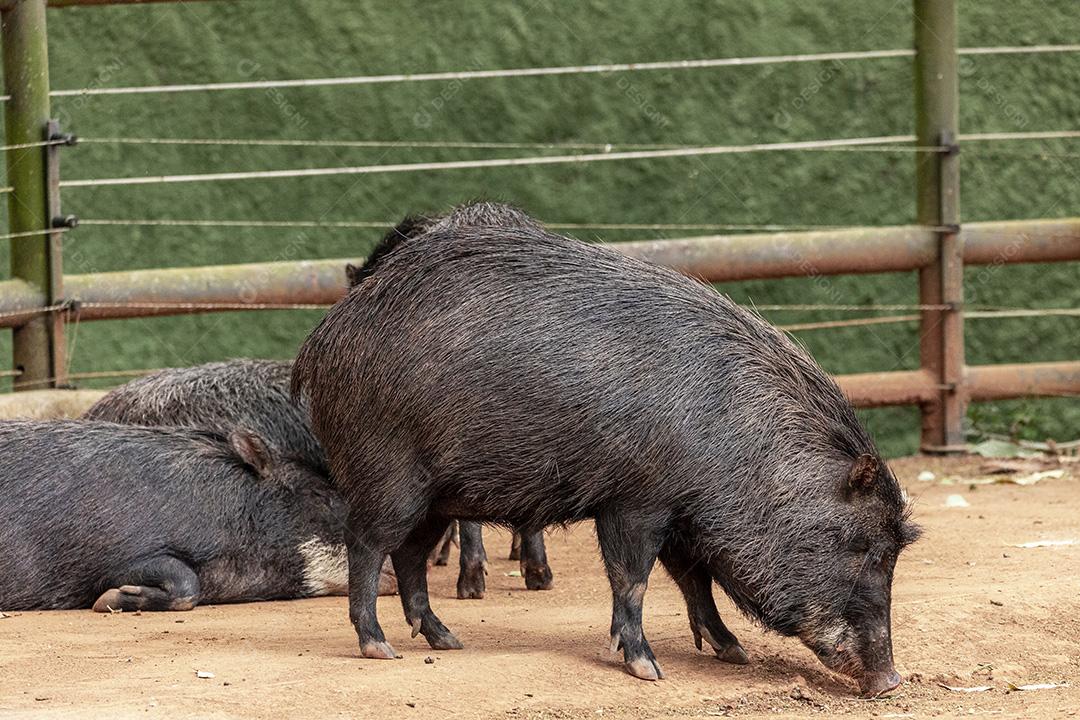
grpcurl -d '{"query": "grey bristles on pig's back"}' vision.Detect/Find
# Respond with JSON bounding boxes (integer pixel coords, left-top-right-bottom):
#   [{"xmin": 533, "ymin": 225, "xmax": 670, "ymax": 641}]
[{"xmin": 85, "ymin": 359, "xmax": 325, "ymax": 473}]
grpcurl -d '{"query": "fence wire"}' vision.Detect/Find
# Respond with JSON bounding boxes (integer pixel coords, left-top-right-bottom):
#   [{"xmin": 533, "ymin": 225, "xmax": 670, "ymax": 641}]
[
  {"xmin": 3, "ymin": 300, "xmax": 1075, "ymax": 327},
  {"xmin": 57, "ymin": 128, "xmax": 1080, "ymax": 189},
  {"xmin": 1, "ymin": 43, "xmax": 1071, "ymax": 102},
  {"xmin": 69, "ymin": 130, "xmax": 1080, "ymax": 155},
  {"xmin": 59, "ymin": 135, "xmax": 935, "ymax": 188},
  {"xmin": 77, "ymin": 218, "xmax": 918, "ymax": 233}
]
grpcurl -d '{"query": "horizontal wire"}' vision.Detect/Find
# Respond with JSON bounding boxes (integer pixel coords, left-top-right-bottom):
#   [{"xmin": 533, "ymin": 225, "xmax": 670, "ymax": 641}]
[
  {"xmin": 80, "ymin": 218, "xmax": 398, "ymax": 230},
  {"xmin": 14, "ymin": 372, "xmax": 1080, "ymax": 398},
  {"xmin": 76, "ymin": 218, "xmax": 877, "ymax": 232},
  {"xmin": 0, "ymin": 369, "xmax": 22, "ymax": 378},
  {"xmin": 58, "ymin": 135, "xmax": 926, "ymax": 188},
  {"xmin": 0, "ymin": 138, "xmax": 69, "ymax": 152},
  {"xmin": 779, "ymin": 314, "xmax": 919, "ymax": 332},
  {"xmin": 58, "ymin": 130, "xmax": 1080, "ymax": 189},
  {"xmin": 74, "ymin": 130, "xmax": 1080, "ymax": 154},
  {"xmin": 78, "ymin": 137, "xmax": 683, "ymax": 152},
  {"xmin": 965, "ymin": 308, "xmax": 1080, "ymax": 320},
  {"xmin": 957, "ymin": 44, "xmax": 1080, "ymax": 56},
  {"xmin": 967, "ymin": 151, "xmax": 1080, "ymax": 160},
  {"xmin": 3, "ymin": 301, "xmax": 1072, "ymax": 323},
  {"xmin": 66, "ymin": 368, "xmax": 162, "ymax": 381},
  {"xmin": 1, "ymin": 44, "xmax": 1069, "ymax": 102},
  {"xmin": 34, "ymin": 49, "xmax": 917, "ymax": 100},
  {"xmin": 0, "ymin": 227, "xmax": 69, "ymax": 241},
  {"xmin": 756, "ymin": 304, "xmax": 948, "ymax": 312},
  {"xmin": 75, "ymin": 301, "xmax": 331, "ymax": 312},
  {"xmin": 0, "ymin": 303, "xmax": 68, "ymax": 323},
  {"xmin": 961, "ymin": 130, "xmax": 1080, "ymax": 142}
]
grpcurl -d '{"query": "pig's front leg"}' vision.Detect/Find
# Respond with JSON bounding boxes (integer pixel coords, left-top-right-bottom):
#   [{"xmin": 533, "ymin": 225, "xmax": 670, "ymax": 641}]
[
  {"xmin": 456, "ymin": 521, "xmax": 487, "ymax": 599},
  {"xmin": 658, "ymin": 540, "xmax": 749, "ymax": 665},
  {"xmin": 596, "ymin": 512, "xmax": 665, "ymax": 681},
  {"xmin": 92, "ymin": 555, "xmax": 200, "ymax": 612}
]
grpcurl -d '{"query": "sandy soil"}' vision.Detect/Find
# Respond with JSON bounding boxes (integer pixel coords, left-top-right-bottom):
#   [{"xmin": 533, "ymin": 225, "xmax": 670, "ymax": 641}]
[{"xmin": 2, "ymin": 456, "xmax": 1078, "ymax": 720}]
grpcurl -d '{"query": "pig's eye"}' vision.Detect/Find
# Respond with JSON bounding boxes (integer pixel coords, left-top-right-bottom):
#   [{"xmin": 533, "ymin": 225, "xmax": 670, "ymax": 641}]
[{"xmin": 846, "ymin": 538, "xmax": 871, "ymax": 554}]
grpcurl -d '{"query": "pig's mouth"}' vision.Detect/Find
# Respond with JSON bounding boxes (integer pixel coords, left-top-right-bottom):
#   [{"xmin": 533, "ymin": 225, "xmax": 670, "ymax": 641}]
[
  {"xmin": 802, "ymin": 635, "xmax": 902, "ymax": 698},
  {"xmin": 858, "ymin": 668, "xmax": 902, "ymax": 698}
]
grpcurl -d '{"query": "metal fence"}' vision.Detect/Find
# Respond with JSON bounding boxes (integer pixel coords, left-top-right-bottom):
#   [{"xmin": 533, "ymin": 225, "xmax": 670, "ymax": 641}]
[{"xmin": 0, "ymin": 0, "xmax": 1077, "ymax": 452}]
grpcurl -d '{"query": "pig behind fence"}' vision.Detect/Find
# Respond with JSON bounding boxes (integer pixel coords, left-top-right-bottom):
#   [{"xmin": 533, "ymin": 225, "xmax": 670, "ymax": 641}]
[
  {"xmin": 0, "ymin": 421, "xmax": 350, "ymax": 612},
  {"xmin": 293, "ymin": 201, "xmax": 918, "ymax": 696}
]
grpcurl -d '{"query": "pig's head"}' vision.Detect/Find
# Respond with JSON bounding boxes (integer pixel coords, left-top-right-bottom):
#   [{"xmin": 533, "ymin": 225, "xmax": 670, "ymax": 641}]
[
  {"xmin": 228, "ymin": 429, "xmax": 362, "ymax": 595},
  {"xmin": 795, "ymin": 453, "xmax": 919, "ymax": 696},
  {"xmin": 711, "ymin": 452, "xmax": 919, "ymax": 697}
]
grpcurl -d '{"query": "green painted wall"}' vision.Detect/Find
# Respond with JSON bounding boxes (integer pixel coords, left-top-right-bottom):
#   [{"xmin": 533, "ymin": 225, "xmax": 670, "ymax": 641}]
[{"xmin": 1, "ymin": 0, "xmax": 1077, "ymax": 456}]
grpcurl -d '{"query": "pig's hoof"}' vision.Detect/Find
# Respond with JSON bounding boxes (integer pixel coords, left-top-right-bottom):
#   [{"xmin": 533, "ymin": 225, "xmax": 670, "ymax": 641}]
[
  {"xmin": 523, "ymin": 563, "xmax": 553, "ymax": 591},
  {"xmin": 92, "ymin": 586, "xmax": 144, "ymax": 613},
  {"xmin": 92, "ymin": 588, "xmax": 127, "ymax": 613},
  {"xmin": 715, "ymin": 643, "xmax": 749, "ymax": 665},
  {"xmin": 360, "ymin": 640, "xmax": 399, "ymax": 660},
  {"xmin": 456, "ymin": 565, "xmax": 486, "ymax": 600},
  {"xmin": 427, "ymin": 632, "xmax": 464, "ymax": 651},
  {"xmin": 625, "ymin": 656, "xmax": 664, "ymax": 681}
]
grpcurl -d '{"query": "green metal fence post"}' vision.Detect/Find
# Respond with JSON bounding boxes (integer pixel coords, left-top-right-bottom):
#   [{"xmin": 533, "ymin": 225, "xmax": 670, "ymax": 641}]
[
  {"xmin": 2, "ymin": 0, "xmax": 63, "ymax": 390},
  {"xmin": 914, "ymin": 0, "xmax": 965, "ymax": 452}
]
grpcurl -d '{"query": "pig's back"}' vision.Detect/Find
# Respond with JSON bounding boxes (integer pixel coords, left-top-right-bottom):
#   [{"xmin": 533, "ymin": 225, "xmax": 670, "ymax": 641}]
[{"xmin": 296, "ymin": 228, "xmax": 772, "ymax": 526}]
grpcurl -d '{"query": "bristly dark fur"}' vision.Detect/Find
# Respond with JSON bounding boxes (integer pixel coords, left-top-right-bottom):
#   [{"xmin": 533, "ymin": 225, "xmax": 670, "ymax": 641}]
[
  {"xmin": 85, "ymin": 359, "xmax": 326, "ymax": 475},
  {"xmin": 349, "ymin": 201, "xmax": 542, "ymax": 287},
  {"xmin": 349, "ymin": 215, "xmax": 439, "ymax": 287},
  {"xmin": 344, "ymin": 202, "xmax": 554, "ymax": 599},
  {"xmin": 0, "ymin": 420, "xmax": 347, "ymax": 611},
  {"xmin": 292, "ymin": 201, "xmax": 915, "ymax": 688}
]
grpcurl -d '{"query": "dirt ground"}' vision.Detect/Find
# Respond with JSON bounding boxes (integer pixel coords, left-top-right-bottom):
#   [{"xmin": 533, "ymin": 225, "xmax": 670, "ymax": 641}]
[{"xmin": 2, "ymin": 456, "xmax": 1078, "ymax": 720}]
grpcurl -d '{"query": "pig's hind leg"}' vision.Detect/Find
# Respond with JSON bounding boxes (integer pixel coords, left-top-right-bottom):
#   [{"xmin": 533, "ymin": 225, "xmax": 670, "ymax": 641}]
[
  {"xmin": 596, "ymin": 513, "xmax": 666, "ymax": 681},
  {"xmin": 92, "ymin": 555, "xmax": 200, "ymax": 612},
  {"xmin": 658, "ymin": 541, "xmax": 749, "ymax": 665},
  {"xmin": 519, "ymin": 530, "xmax": 553, "ymax": 591},
  {"xmin": 347, "ymin": 523, "xmax": 400, "ymax": 659},
  {"xmin": 431, "ymin": 521, "xmax": 456, "ymax": 566},
  {"xmin": 456, "ymin": 521, "xmax": 487, "ymax": 599},
  {"xmin": 393, "ymin": 514, "xmax": 465, "ymax": 650}
]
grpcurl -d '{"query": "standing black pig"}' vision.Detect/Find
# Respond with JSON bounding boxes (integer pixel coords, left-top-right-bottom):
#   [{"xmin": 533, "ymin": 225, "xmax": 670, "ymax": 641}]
[
  {"xmin": 0, "ymin": 421, "xmax": 350, "ymax": 612},
  {"xmin": 83, "ymin": 359, "xmax": 397, "ymax": 596},
  {"xmin": 292, "ymin": 202, "xmax": 917, "ymax": 696},
  {"xmin": 347, "ymin": 204, "xmax": 555, "ymax": 599}
]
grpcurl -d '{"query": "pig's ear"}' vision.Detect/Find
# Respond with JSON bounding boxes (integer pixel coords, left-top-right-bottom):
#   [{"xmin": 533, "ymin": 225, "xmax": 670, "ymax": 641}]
[
  {"xmin": 845, "ymin": 453, "xmax": 879, "ymax": 496},
  {"xmin": 345, "ymin": 263, "xmax": 361, "ymax": 286},
  {"xmin": 229, "ymin": 429, "xmax": 273, "ymax": 475}
]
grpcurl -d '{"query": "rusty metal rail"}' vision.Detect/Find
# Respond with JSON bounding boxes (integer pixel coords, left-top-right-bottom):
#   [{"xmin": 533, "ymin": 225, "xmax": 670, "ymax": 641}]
[
  {"xmin": 1, "ymin": 218, "xmax": 1076, "ymax": 323},
  {"xmin": 838, "ymin": 362, "xmax": 1080, "ymax": 408}
]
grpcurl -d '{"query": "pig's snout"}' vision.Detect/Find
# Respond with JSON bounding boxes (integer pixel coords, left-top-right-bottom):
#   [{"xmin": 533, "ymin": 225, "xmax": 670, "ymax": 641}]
[
  {"xmin": 804, "ymin": 622, "xmax": 900, "ymax": 697},
  {"xmin": 854, "ymin": 623, "xmax": 899, "ymax": 697},
  {"xmin": 859, "ymin": 668, "xmax": 901, "ymax": 698}
]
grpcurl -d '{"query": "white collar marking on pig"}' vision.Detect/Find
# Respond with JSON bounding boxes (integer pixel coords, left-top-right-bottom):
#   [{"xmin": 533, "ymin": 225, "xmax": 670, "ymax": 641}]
[{"xmin": 298, "ymin": 537, "xmax": 349, "ymax": 596}]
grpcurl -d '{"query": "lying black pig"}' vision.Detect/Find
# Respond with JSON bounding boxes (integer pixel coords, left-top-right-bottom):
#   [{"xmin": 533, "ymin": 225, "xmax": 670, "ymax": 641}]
[
  {"xmin": 0, "ymin": 421, "xmax": 351, "ymax": 612},
  {"xmin": 84, "ymin": 359, "xmax": 397, "ymax": 596}
]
